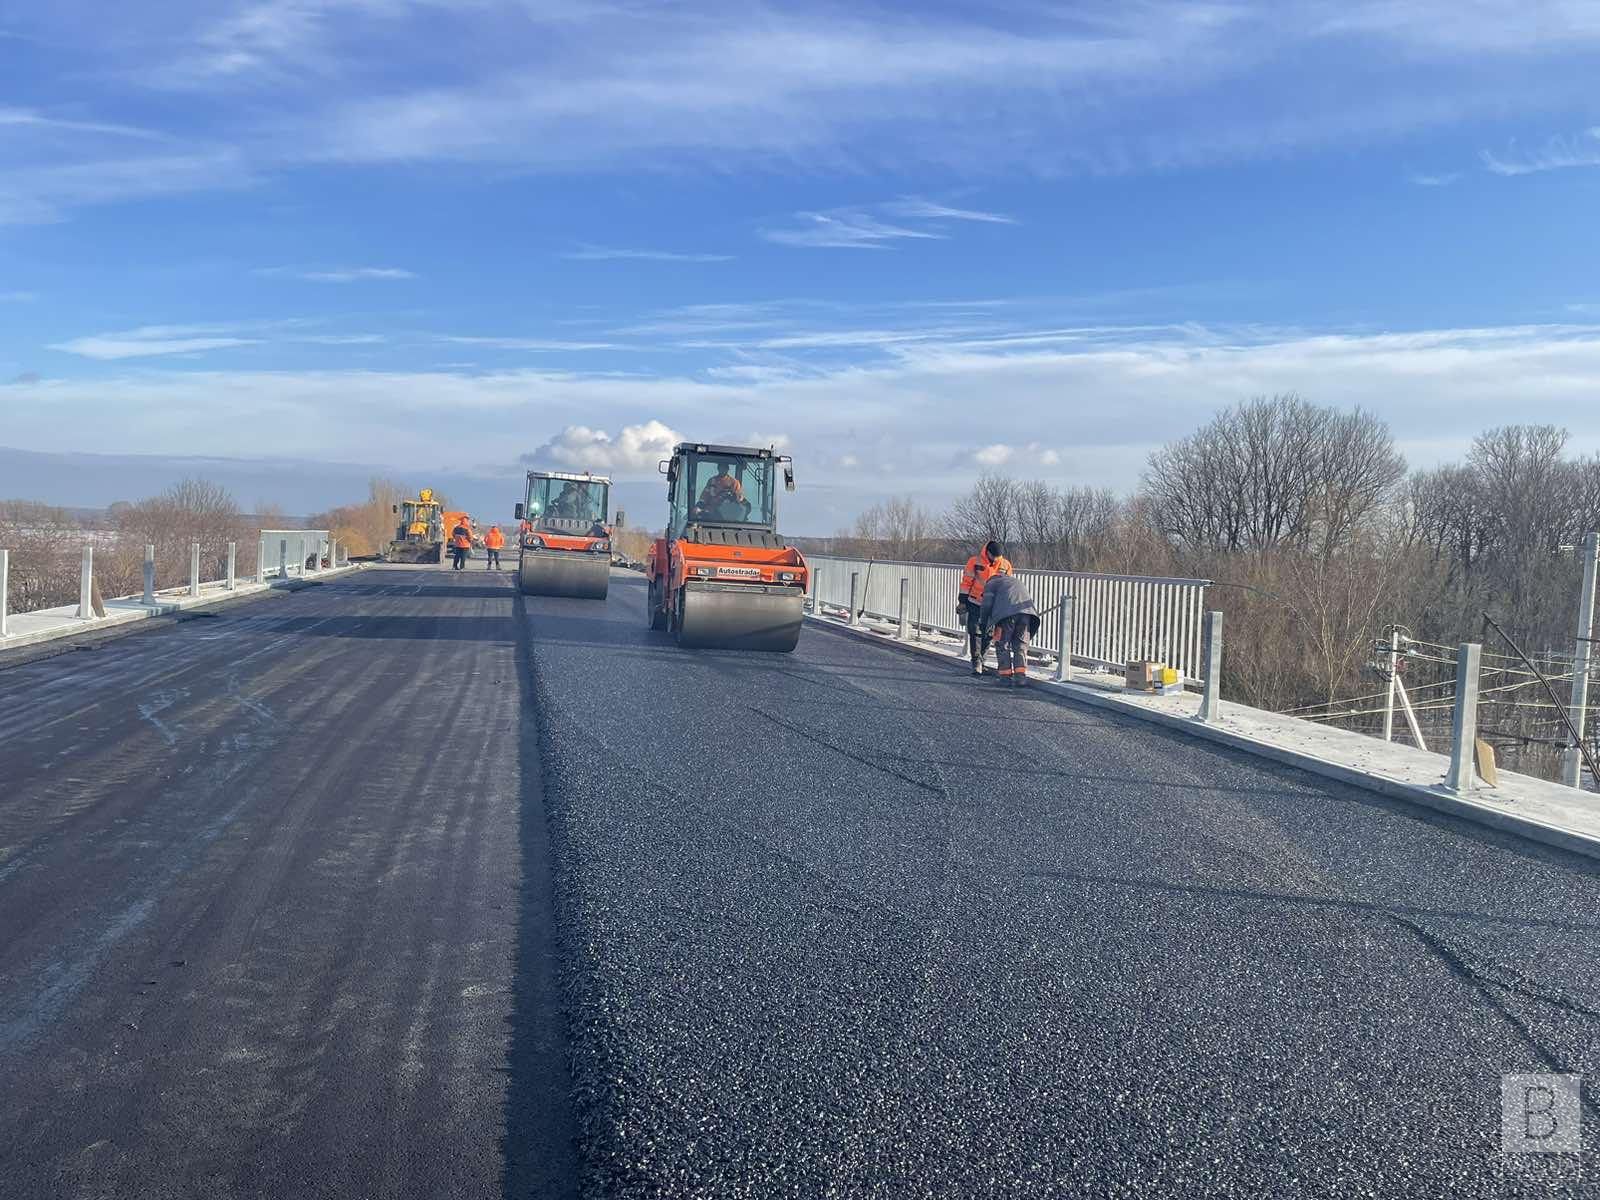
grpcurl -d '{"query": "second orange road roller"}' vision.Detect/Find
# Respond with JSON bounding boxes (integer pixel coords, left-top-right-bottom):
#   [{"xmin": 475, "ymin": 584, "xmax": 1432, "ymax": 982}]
[
  {"xmin": 514, "ymin": 469, "xmax": 612, "ymax": 599},
  {"xmin": 645, "ymin": 442, "xmax": 808, "ymax": 651}
]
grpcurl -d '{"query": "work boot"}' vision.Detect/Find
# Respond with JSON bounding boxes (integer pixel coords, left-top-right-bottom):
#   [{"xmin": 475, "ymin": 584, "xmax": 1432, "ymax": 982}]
[
  {"xmin": 971, "ymin": 657, "xmax": 983, "ymax": 676},
  {"xmin": 1015, "ymin": 673, "xmax": 1028, "ymax": 689}
]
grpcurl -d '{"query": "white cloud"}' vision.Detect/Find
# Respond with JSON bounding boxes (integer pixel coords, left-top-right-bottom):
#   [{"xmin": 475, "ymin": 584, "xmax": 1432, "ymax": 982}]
[
  {"xmin": 48, "ymin": 324, "xmax": 262, "ymax": 359},
  {"xmin": 970, "ymin": 442, "xmax": 1059, "ymax": 468},
  {"xmin": 11, "ymin": 323, "xmax": 1600, "ymax": 511},
  {"xmin": 763, "ymin": 209, "xmax": 945, "ymax": 250},
  {"xmin": 1480, "ymin": 129, "xmax": 1600, "ymax": 176},
  {"xmin": 564, "ymin": 244, "xmax": 733, "ymax": 262},
  {"xmin": 257, "ymin": 265, "xmax": 416, "ymax": 282},
  {"xmin": 0, "ymin": 107, "xmax": 165, "ymax": 140},
  {"xmin": 747, "ymin": 431, "xmax": 790, "ymax": 449},
  {"xmin": 522, "ymin": 420, "xmax": 683, "ymax": 474},
  {"xmin": 439, "ymin": 335, "xmax": 618, "ymax": 351},
  {"xmin": 881, "ymin": 197, "xmax": 1016, "ymax": 223},
  {"xmin": 1409, "ymin": 171, "xmax": 1460, "ymax": 186},
  {"xmin": 0, "ymin": 151, "xmax": 253, "ymax": 225}
]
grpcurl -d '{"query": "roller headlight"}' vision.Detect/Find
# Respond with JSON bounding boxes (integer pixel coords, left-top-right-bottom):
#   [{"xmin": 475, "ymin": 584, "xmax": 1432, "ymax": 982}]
[
  {"xmin": 590, "ymin": 539, "xmax": 611, "ymax": 553},
  {"xmin": 694, "ymin": 566, "xmax": 714, "ymax": 576},
  {"xmin": 524, "ymin": 535, "xmax": 544, "ymax": 548},
  {"xmin": 777, "ymin": 571, "xmax": 797, "ymax": 581}
]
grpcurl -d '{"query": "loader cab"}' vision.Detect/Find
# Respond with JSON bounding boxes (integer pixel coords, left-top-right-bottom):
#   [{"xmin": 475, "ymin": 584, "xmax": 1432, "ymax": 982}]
[{"xmin": 664, "ymin": 444, "xmax": 791, "ymax": 542}]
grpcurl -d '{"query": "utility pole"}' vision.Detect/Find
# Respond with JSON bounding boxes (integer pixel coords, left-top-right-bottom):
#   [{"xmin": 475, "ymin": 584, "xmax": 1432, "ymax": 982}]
[
  {"xmin": 1562, "ymin": 531, "xmax": 1598, "ymax": 788},
  {"xmin": 1381, "ymin": 624, "xmax": 1401, "ymax": 742}
]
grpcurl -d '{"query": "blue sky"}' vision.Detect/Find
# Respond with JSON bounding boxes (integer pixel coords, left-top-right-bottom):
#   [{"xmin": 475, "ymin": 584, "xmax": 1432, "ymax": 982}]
[{"xmin": 3, "ymin": 1, "xmax": 1600, "ymax": 530}]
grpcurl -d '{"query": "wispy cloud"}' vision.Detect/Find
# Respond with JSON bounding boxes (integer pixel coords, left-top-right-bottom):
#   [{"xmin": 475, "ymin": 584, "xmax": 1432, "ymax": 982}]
[
  {"xmin": 0, "ymin": 152, "xmax": 252, "ymax": 224},
  {"xmin": 564, "ymin": 244, "xmax": 733, "ymax": 262},
  {"xmin": 1409, "ymin": 171, "xmax": 1459, "ymax": 187},
  {"xmin": 881, "ymin": 197, "xmax": 1016, "ymax": 223},
  {"xmin": 0, "ymin": 107, "xmax": 166, "ymax": 141},
  {"xmin": 763, "ymin": 209, "xmax": 947, "ymax": 250},
  {"xmin": 256, "ymin": 265, "xmax": 416, "ymax": 282},
  {"xmin": 763, "ymin": 196, "xmax": 1015, "ymax": 249},
  {"xmin": 49, "ymin": 324, "xmax": 262, "ymax": 360},
  {"xmin": 1480, "ymin": 129, "xmax": 1600, "ymax": 176},
  {"xmin": 439, "ymin": 335, "xmax": 619, "ymax": 352}
]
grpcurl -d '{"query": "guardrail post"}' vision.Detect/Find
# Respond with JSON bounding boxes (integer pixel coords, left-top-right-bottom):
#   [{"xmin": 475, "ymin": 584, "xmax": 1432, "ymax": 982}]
[
  {"xmin": 278, "ymin": 538, "xmax": 288, "ymax": 580},
  {"xmin": 1197, "ymin": 610, "xmax": 1223, "ymax": 723},
  {"xmin": 897, "ymin": 577, "xmax": 909, "ymax": 639},
  {"xmin": 0, "ymin": 548, "xmax": 9, "ymax": 638},
  {"xmin": 1445, "ymin": 642, "xmax": 1483, "ymax": 792},
  {"xmin": 77, "ymin": 546, "xmax": 94, "ymax": 619},
  {"xmin": 848, "ymin": 571, "xmax": 860, "ymax": 626},
  {"xmin": 142, "ymin": 544, "xmax": 156, "ymax": 605},
  {"xmin": 329, "ymin": 538, "xmax": 337, "ymax": 573},
  {"xmin": 226, "ymin": 541, "xmax": 237, "ymax": 591},
  {"xmin": 1055, "ymin": 595, "xmax": 1074, "ymax": 682},
  {"xmin": 189, "ymin": 542, "xmax": 201, "ymax": 597},
  {"xmin": 1562, "ymin": 530, "xmax": 1598, "ymax": 787}
]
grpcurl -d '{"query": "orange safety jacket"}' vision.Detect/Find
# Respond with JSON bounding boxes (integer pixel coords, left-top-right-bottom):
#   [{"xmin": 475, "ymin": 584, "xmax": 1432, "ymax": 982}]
[
  {"xmin": 484, "ymin": 527, "xmax": 505, "ymax": 549},
  {"xmin": 451, "ymin": 526, "xmax": 472, "ymax": 549},
  {"xmin": 967, "ymin": 553, "xmax": 1013, "ymax": 605}
]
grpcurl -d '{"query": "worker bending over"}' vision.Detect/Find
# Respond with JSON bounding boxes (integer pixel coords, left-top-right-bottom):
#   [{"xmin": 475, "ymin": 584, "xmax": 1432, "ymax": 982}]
[
  {"xmin": 449, "ymin": 520, "xmax": 472, "ymax": 571},
  {"xmin": 483, "ymin": 525, "xmax": 505, "ymax": 569},
  {"xmin": 978, "ymin": 544, "xmax": 1035, "ymax": 687}
]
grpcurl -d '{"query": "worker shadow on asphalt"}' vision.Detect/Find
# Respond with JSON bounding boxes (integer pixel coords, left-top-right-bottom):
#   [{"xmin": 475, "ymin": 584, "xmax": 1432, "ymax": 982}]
[{"xmin": 254, "ymin": 615, "xmax": 519, "ymax": 640}]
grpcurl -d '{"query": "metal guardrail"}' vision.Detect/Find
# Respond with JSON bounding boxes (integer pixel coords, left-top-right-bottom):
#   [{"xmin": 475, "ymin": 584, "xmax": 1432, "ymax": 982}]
[{"xmin": 805, "ymin": 554, "xmax": 1211, "ymax": 682}]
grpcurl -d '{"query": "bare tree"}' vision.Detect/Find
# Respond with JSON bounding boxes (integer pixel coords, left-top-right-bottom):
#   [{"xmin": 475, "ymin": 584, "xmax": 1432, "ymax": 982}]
[
  {"xmin": 1146, "ymin": 395, "xmax": 1403, "ymax": 557},
  {"xmin": 943, "ymin": 474, "xmax": 1017, "ymax": 549},
  {"xmin": 0, "ymin": 500, "xmax": 82, "ymax": 611}
]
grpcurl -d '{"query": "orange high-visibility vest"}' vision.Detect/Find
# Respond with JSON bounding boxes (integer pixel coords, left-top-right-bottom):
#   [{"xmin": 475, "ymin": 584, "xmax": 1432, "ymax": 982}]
[
  {"xmin": 485, "ymin": 527, "xmax": 505, "ymax": 549},
  {"xmin": 451, "ymin": 527, "xmax": 471, "ymax": 549}
]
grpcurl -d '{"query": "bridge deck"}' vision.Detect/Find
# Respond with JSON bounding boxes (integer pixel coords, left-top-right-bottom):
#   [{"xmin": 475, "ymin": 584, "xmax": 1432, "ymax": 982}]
[{"xmin": 1, "ymin": 563, "xmax": 1596, "ymax": 1196}]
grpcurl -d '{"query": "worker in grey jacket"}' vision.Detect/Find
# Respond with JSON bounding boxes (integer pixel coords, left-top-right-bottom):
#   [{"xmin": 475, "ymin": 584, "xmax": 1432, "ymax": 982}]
[{"xmin": 978, "ymin": 562, "xmax": 1040, "ymax": 687}]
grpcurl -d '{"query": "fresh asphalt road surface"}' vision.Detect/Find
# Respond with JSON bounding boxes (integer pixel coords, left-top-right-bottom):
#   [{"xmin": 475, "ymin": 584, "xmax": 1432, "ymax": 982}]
[
  {"xmin": 3, "ymin": 562, "xmax": 1598, "ymax": 1197},
  {"xmin": 0, "ymin": 562, "xmax": 574, "ymax": 1199}
]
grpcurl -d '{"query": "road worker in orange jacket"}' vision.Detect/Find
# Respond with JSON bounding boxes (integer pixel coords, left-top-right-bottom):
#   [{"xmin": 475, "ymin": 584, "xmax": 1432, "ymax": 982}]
[
  {"xmin": 449, "ymin": 521, "xmax": 472, "ymax": 571},
  {"xmin": 483, "ymin": 525, "xmax": 505, "ymax": 571},
  {"xmin": 960, "ymin": 541, "xmax": 1011, "ymax": 674}
]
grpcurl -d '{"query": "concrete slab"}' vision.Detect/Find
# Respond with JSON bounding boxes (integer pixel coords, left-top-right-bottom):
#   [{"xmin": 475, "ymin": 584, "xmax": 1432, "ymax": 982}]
[{"xmin": 809, "ymin": 605, "xmax": 1600, "ymax": 864}]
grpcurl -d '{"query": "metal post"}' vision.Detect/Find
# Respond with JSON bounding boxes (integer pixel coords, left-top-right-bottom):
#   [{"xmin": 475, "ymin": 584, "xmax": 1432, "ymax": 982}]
[
  {"xmin": 189, "ymin": 541, "xmax": 201, "ymax": 597},
  {"xmin": 1562, "ymin": 531, "xmax": 1598, "ymax": 787},
  {"xmin": 329, "ymin": 538, "xmax": 337, "ymax": 573},
  {"xmin": 77, "ymin": 546, "xmax": 94, "ymax": 619},
  {"xmin": 1198, "ymin": 610, "xmax": 1223, "ymax": 722},
  {"xmin": 226, "ymin": 541, "xmax": 237, "ymax": 591},
  {"xmin": 1382, "ymin": 629, "xmax": 1399, "ymax": 743},
  {"xmin": 278, "ymin": 538, "xmax": 288, "ymax": 580},
  {"xmin": 848, "ymin": 571, "xmax": 860, "ymax": 626},
  {"xmin": 142, "ymin": 544, "xmax": 155, "ymax": 605},
  {"xmin": 1446, "ymin": 642, "xmax": 1483, "ymax": 792},
  {"xmin": 1055, "ymin": 595, "xmax": 1074, "ymax": 682},
  {"xmin": 0, "ymin": 548, "xmax": 9, "ymax": 638},
  {"xmin": 897, "ymin": 577, "xmax": 909, "ymax": 639}
]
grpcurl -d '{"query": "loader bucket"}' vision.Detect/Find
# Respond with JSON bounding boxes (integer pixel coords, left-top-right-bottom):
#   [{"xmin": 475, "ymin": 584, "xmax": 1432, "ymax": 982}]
[
  {"xmin": 519, "ymin": 550, "xmax": 610, "ymax": 599},
  {"xmin": 675, "ymin": 582, "xmax": 803, "ymax": 652}
]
